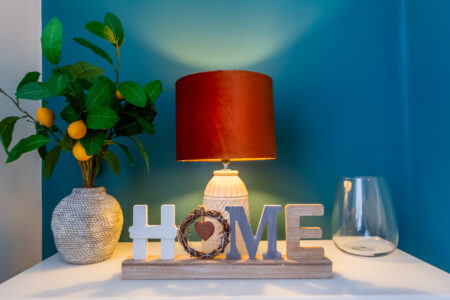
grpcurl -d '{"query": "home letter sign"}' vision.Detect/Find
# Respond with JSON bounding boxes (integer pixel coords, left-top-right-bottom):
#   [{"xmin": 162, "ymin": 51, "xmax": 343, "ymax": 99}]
[
  {"xmin": 226, "ymin": 205, "xmax": 282, "ymax": 260},
  {"xmin": 122, "ymin": 203, "xmax": 332, "ymax": 280},
  {"xmin": 129, "ymin": 205, "xmax": 178, "ymax": 260},
  {"xmin": 285, "ymin": 204, "xmax": 324, "ymax": 260}
]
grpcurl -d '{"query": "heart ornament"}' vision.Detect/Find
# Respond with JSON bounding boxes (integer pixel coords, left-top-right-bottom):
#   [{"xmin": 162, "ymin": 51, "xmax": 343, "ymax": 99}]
[{"xmin": 194, "ymin": 221, "xmax": 215, "ymax": 241}]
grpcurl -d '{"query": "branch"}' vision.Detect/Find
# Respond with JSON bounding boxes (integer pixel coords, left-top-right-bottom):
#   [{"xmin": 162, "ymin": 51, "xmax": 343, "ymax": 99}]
[
  {"xmin": 115, "ymin": 45, "xmax": 120, "ymax": 88},
  {"xmin": 0, "ymin": 87, "xmax": 62, "ymax": 142},
  {"xmin": 0, "ymin": 88, "xmax": 38, "ymax": 123}
]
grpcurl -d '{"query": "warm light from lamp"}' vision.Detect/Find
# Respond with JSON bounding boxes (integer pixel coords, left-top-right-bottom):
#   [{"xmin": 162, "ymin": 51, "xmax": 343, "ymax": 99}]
[{"xmin": 128, "ymin": 1, "xmax": 322, "ymax": 68}]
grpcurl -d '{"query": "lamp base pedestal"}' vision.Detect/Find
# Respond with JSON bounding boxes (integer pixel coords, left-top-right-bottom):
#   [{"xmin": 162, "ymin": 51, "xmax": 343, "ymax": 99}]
[{"xmin": 202, "ymin": 169, "xmax": 249, "ymax": 254}]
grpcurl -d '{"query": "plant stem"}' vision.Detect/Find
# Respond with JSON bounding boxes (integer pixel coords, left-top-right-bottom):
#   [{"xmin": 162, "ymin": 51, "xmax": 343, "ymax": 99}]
[
  {"xmin": 78, "ymin": 160, "xmax": 88, "ymax": 187},
  {"xmin": 0, "ymin": 88, "xmax": 62, "ymax": 142},
  {"xmin": 87, "ymin": 159, "xmax": 93, "ymax": 187},
  {"xmin": 47, "ymin": 130, "xmax": 61, "ymax": 142},
  {"xmin": 90, "ymin": 144, "xmax": 108, "ymax": 187},
  {"xmin": 0, "ymin": 88, "xmax": 38, "ymax": 123},
  {"xmin": 81, "ymin": 159, "xmax": 94, "ymax": 188},
  {"xmin": 115, "ymin": 45, "xmax": 120, "ymax": 87},
  {"xmin": 77, "ymin": 144, "xmax": 109, "ymax": 188}
]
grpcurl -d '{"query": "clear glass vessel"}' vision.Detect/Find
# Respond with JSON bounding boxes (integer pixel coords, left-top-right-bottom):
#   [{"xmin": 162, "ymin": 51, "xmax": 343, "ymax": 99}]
[{"xmin": 332, "ymin": 176, "xmax": 398, "ymax": 256}]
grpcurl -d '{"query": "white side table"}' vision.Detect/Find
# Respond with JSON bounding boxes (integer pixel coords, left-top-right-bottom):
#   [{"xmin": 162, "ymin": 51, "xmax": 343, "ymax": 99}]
[{"xmin": 0, "ymin": 241, "xmax": 448, "ymax": 299}]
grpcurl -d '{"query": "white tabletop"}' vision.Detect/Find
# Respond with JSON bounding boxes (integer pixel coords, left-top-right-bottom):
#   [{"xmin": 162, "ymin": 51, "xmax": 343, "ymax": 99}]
[{"xmin": 0, "ymin": 241, "xmax": 448, "ymax": 300}]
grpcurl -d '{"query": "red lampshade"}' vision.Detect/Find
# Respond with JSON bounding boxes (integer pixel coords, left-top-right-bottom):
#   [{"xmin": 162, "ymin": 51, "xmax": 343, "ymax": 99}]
[{"xmin": 176, "ymin": 70, "xmax": 276, "ymax": 161}]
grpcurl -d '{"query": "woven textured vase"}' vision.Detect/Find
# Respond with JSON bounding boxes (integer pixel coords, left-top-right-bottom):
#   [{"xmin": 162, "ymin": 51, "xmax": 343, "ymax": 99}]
[{"xmin": 51, "ymin": 187, "xmax": 123, "ymax": 264}]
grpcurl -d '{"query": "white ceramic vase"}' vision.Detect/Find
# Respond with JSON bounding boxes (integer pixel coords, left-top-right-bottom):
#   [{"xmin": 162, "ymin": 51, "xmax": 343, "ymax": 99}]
[{"xmin": 202, "ymin": 169, "xmax": 249, "ymax": 254}]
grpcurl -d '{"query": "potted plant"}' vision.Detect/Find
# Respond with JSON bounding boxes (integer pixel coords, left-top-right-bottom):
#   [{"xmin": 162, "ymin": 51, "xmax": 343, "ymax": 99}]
[{"xmin": 0, "ymin": 13, "xmax": 162, "ymax": 264}]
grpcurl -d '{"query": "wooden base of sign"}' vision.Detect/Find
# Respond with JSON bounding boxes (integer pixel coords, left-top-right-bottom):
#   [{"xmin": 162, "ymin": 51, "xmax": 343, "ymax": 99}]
[{"xmin": 122, "ymin": 254, "xmax": 332, "ymax": 279}]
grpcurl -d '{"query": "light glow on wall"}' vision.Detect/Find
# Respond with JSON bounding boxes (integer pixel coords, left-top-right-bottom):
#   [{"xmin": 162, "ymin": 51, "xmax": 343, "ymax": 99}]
[{"xmin": 128, "ymin": 0, "xmax": 322, "ymax": 68}]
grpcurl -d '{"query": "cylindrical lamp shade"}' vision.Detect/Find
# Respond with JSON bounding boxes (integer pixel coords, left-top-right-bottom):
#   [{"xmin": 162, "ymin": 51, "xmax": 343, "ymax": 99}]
[{"xmin": 176, "ymin": 70, "xmax": 276, "ymax": 161}]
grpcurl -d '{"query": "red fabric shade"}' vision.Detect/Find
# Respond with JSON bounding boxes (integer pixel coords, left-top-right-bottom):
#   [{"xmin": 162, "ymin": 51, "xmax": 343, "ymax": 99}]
[{"xmin": 176, "ymin": 70, "xmax": 276, "ymax": 161}]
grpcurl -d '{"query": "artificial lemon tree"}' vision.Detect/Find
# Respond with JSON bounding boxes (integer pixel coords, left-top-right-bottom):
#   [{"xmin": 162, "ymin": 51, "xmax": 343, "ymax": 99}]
[{"xmin": 0, "ymin": 13, "xmax": 162, "ymax": 187}]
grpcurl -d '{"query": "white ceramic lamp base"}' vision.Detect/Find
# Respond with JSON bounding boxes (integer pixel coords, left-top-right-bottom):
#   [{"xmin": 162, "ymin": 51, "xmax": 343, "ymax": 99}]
[{"xmin": 202, "ymin": 169, "xmax": 249, "ymax": 254}]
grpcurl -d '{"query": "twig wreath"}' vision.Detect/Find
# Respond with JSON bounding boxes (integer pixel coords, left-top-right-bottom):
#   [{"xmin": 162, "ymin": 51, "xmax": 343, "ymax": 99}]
[{"xmin": 177, "ymin": 206, "xmax": 230, "ymax": 259}]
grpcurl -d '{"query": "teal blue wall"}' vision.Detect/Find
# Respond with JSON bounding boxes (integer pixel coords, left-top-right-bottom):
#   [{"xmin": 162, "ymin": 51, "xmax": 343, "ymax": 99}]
[
  {"xmin": 402, "ymin": 0, "xmax": 450, "ymax": 272},
  {"xmin": 41, "ymin": 0, "xmax": 448, "ymax": 272}
]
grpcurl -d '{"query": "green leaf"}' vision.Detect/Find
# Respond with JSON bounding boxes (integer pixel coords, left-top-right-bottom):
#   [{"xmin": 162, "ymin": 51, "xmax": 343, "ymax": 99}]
[
  {"xmin": 131, "ymin": 137, "xmax": 149, "ymax": 173},
  {"xmin": 114, "ymin": 114, "xmax": 142, "ymax": 137},
  {"xmin": 144, "ymin": 80, "xmax": 162, "ymax": 103},
  {"xmin": 43, "ymin": 145, "xmax": 61, "ymax": 179},
  {"xmin": 80, "ymin": 130, "xmax": 107, "ymax": 156},
  {"xmin": 6, "ymin": 134, "xmax": 50, "ymax": 163},
  {"xmin": 127, "ymin": 112, "xmax": 154, "ymax": 135},
  {"xmin": 16, "ymin": 82, "xmax": 54, "ymax": 100},
  {"xmin": 111, "ymin": 142, "xmax": 134, "ymax": 165},
  {"xmin": 60, "ymin": 104, "xmax": 79, "ymax": 123},
  {"xmin": 65, "ymin": 93, "xmax": 84, "ymax": 114},
  {"xmin": 38, "ymin": 145, "xmax": 47, "ymax": 160},
  {"xmin": 73, "ymin": 38, "xmax": 114, "ymax": 66},
  {"xmin": 137, "ymin": 104, "xmax": 157, "ymax": 123},
  {"xmin": 85, "ymin": 21, "xmax": 116, "ymax": 44},
  {"xmin": 86, "ymin": 106, "xmax": 119, "ymax": 129},
  {"xmin": 109, "ymin": 94, "xmax": 122, "ymax": 112},
  {"xmin": 95, "ymin": 160, "xmax": 102, "ymax": 177},
  {"xmin": 61, "ymin": 133, "xmax": 74, "ymax": 151},
  {"xmin": 0, "ymin": 116, "xmax": 20, "ymax": 151},
  {"xmin": 41, "ymin": 17, "xmax": 63, "ymax": 65},
  {"xmin": 17, "ymin": 72, "xmax": 40, "ymax": 92},
  {"xmin": 118, "ymin": 82, "xmax": 147, "ymax": 107},
  {"xmin": 85, "ymin": 76, "xmax": 114, "ymax": 110},
  {"xmin": 62, "ymin": 80, "xmax": 85, "ymax": 105},
  {"xmin": 104, "ymin": 12, "xmax": 124, "ymax": 47},
  {"xmin": 104, "ymin": 149, "xmax": 120, "ymax": 175},
  {"xmin": 46, "ymin": 73, "xmax": 71, "ymax": 95},
  {"xmin": 78, "ymin": 78, "xmax": 94, "ymax": 90},
  {"xmin": 35, "ymin": 122, "xmax": 48, "ymax": 136},
  {"xmin": 66, "ymin": 61, "xmax": 104, "ymax": 80}
]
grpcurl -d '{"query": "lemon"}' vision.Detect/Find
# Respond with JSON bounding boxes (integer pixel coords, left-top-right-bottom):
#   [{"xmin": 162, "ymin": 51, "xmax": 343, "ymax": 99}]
[
  {"xmin": 67, "ymin": 120, "xmax": 87, "ymax": 140},
  {"xmin": 36, "ymin": 107, "xmax": 55, "ymax": 128},
  {"xmin": 72, "ymin": 141, "xmax": 92, "ymax": 161},
  {"xmin": 116, "ymin": 90, "xmax": 125, "ymax": 100}
]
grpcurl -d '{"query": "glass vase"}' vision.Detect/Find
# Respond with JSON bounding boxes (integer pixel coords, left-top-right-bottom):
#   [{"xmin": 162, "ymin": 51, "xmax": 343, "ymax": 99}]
[{"xmin": 332, "ymin": 177, "xmax": 398, "ymax": 256}]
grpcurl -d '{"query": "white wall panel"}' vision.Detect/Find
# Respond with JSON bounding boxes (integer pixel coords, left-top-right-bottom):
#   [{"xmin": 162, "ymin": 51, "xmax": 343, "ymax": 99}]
[{"xmin": 0, "ymin": 0, "xmax": 42, "ymax": 283}]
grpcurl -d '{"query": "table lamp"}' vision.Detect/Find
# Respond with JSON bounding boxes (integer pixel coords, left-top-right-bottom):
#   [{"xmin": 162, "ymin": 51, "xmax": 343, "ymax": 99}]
[{"xmin": 176, "ymin": 70, "xmax": 276, "ymax": 252}]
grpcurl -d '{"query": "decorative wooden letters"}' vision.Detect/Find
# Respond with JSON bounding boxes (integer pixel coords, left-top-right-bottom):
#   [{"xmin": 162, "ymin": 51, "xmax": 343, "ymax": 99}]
[
  {"xmin": 226, "ymin": 205, "xmax": 282, "ymax": 260},
  {"xmin": 129, "ymin": 205, "xmax": 178, "ymax": 260},
  {"xmin": 285, "ymin": 204, "xmax": 324, "ymax": 260},
  {"xmin": 123, "ymin": 203, "xmax": 332, "ymax": 280}
]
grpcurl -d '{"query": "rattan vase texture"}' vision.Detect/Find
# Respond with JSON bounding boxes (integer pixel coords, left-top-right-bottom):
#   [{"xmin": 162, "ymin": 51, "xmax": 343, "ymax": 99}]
[{"xmin": 51, "ymin": 187, "xmax": 123, "ymax": 264}]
